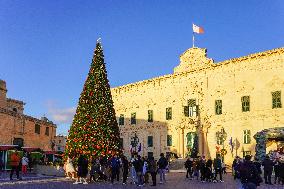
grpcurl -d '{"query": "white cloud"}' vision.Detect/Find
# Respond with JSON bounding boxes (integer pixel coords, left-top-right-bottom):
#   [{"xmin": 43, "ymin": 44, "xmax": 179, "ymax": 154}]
[{"xmin": 46, "ymin": 100, "xmax": 76, "ymax": 124}]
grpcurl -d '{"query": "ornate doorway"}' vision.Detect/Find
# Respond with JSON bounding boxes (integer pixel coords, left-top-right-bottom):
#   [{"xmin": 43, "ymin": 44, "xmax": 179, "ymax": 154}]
[{"xmin": 186, "ymin": 132, "xmax": 198, "ymax": 158}]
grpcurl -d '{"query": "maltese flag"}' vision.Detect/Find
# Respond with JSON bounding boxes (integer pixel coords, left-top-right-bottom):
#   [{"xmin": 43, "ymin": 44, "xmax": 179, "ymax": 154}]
[{"xmin": 193, "ymin": 24, "xmax": 204, "ymax": 34}]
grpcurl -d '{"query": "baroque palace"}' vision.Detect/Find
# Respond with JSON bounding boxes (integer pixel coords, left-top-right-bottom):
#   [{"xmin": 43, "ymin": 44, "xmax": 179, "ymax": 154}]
[
  {"xmin": 111, "ymin": 46, "xmax": 284, "ymax": 163},
  {"xmin": 0, "ymin": 80, "xmax": 57, "ymax": 151}
]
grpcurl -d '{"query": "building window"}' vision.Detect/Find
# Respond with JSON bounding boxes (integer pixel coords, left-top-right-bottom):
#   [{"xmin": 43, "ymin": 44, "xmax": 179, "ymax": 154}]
[
  {"xmin": 148, "ymin": 136, "xmax": 153, "ymax": 147},
  {"xmin": 131, "ymin": 113, "xmax": 136, "ymax": 125},
  {"xmin": 148, "ymin": 110, "xmax": 153, "ymax": 122},
  {"xmin": 119, "ymin": 114, "xmax": 124, "ymax": 125},
  {"xmin": 59, "ymin": 140, "xmax": 61, "ymax": 143},
  {"xmin": 184, "ymin": 106, "xmax": 189, "ymax": 117},
  {"xmin": 167, "ymin": 135, "xmax": 172, "ymax": 146},
  {"xmin": 166, "ymin": 107, "xmax": 172, "ymax": 120},
  {"xmin": 272, "ymin": 91, "xmax": 282, "ymax": 109},
  {"xmin": 45, "ymin": 127, "xmax": 49, "ymax": 136},
  {"xmin": 243, "ymin": 130, "xmax": 251, "ymax": 144},
  {"xmin": 13, "ymin": 108, "xmax": 17, "ymax": 113},
  {"xmin": 215, "ymin": 100, "xmax": 222, "ymax": 115},
  {"xmin": 120, "ymin": 138, "xmax": 123, "ymax": 149},
  {"xmin": 35, "ymin": 124, "xmax": 40, "ymax": 134},
  {"xmin": 188, "ymin": 99, "xmax": 198, "ymax": 117},
  {"xmin": 57, "ymin": 147, "xmax": 61, "ymax": 151},
  {"xmin": 13, "ymin": 138, "xmax": 24, "ymax": 147},
  {"xmin": 241, "ymin": 96, "xmax": 250, "ymax": 112}
]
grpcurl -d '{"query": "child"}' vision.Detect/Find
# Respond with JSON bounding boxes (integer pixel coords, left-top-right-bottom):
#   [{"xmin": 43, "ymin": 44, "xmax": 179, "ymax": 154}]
[{"xmin": 22, "ymin": 154, "xmax": 29, "ymax": 176}]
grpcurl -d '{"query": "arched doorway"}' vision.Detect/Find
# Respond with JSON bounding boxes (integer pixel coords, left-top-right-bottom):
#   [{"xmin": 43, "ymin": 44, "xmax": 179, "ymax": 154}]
[
  {"xmin": 13, "ymin": 138, "xmax": 24, "ymax": 147},
  {"xmin": 254, "ymin": 127, "xmax": 284, "ymax": 161}
]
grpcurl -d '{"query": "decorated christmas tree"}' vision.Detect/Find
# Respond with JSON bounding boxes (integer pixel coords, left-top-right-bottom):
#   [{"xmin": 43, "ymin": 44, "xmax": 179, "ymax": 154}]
[{"xmin": 66, "ymin": 40, "xmax": 121, "ymax": 159}]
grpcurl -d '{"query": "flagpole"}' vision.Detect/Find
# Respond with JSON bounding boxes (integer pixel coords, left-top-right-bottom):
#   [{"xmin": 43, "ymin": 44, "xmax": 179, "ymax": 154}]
[{"xmin": 192, "ymin": 32, "xmax": 195, "ymax": 47}]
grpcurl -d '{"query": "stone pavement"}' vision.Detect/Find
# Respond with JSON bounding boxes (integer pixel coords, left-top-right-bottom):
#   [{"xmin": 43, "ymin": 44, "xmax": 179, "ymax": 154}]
[{"xmin": 0, "ymin": 172, "xmax": 283, "ymax": 189}]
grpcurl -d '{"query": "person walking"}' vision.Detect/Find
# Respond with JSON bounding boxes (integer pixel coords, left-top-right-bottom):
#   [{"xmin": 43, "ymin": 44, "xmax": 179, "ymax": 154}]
[
  {"xmin": 262, "ymin": 155, "xmax": 274, "ymax": 185},
  {"xmin": 121, "ymin": 155, "xmax": 129, "ymax": 185},
  {"xmin": 10, "ymin": 150, "xmax": 21, "ymax": 180},
  {"xmin": 65, "ymin": 157, "xmax": 76, "ymax": 179},
  {"xmin": 184, "ymin": 157, "xmax": 193, "ymax": 179},
  {"xmin": 157, "ymin": 153, "xmax": 168, "ymax": 184},
  {"xmin": 110, "ymin": 154, "xmax": 121, "ymax": 184},
  {"xmin": 130, "ymin": 154, "xmax": 137, "ymax": 185},
  {"xmin": 148, "ymin": 156, "xmax": 157, "ymax": 186},
  {"xmin": 74, "ymin": 154, "xmax": 88, "ymax": 184},
  {"xmin": 133, "ymin": 155, "xmax": 144, "ymax": 186},
  {"xmin": 199, "ymin": 156, "xmax": 206, "ymax": 182},
  {"xmin": 21, "ymin": 154, "xmax": 29, "ymax": 177},
  {"xmin": 213, "ymin": 154, "xmax": 223, "ymax": 182},
  {"xmin": 239, "ymin": 155, "xmax": 262, "ymax": 189}
]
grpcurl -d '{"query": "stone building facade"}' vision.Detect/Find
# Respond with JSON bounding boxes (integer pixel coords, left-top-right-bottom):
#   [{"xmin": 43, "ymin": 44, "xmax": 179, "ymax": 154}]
[
  {"xmin": 0, "ymin": 80, "xmax": 57, "ymax": 151},
  {"xmin": 111, "ymin": 47, "xmax": 284, "ymax": 163},
  {"xmin": 54, "ymin": 135, "xmax": 67, "ymax": 152}
]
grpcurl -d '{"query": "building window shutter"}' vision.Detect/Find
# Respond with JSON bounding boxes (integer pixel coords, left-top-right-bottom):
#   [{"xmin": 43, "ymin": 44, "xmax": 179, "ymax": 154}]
[
  {"xmin": 131, "ymin": 113, "xmax": 136, "ymax": 125},
  {"xmin": 272, "ymin": 91, "xmax": 282, "ymax": 109},
  {"xmin": 167, "ymin": 135, "xmax": 172, "ymax": 146},
  {"xmin": 241, "ymin": 96, "xmax": 250, "ymax": 112},
  {"xmin": 148, "ymin": 110, "xmax": 153, "ymax": 122},
  {"xmin": 119, "ymin": 114, "xmax": 124, "ymax": 125},
  {"xmin": 148, "ymin": 136, "xmax": 153, "ymax": 147},
  {"xmin": 166, "ymin": 107, "xmax": 172, "ymax": 120},
  {"xmin": 215, "ymin": 100, "xmax": 222, "ymax": 115}
]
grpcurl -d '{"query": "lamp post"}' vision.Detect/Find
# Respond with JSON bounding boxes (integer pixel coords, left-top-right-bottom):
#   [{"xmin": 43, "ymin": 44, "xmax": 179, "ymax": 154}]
[
  {"xmin": 216, "ymin": 127, "xmax": 227, "ymax": 161},
  {"xmin": 131, "ymin": 133, "xmax": 139, "ymax": 153}
]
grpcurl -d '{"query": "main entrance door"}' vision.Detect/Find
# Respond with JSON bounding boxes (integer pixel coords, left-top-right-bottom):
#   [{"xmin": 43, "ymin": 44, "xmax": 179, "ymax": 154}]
[{"xmin": 186, "ymin": 132, "xmax": 198, "ymax": 158}]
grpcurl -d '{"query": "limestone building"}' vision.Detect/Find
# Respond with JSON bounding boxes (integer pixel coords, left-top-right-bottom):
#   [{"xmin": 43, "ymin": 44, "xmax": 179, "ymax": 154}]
[
  {"xmin": 0, "ymin": 80, "xmax": 57, "ymax": 151},
  {"xmin": 111, "ymin": 47, "xmax": 284, "ymax": 163},
  {"xmin": 54, "ymin": 135, "xmax": 67, "ymax": 152}
]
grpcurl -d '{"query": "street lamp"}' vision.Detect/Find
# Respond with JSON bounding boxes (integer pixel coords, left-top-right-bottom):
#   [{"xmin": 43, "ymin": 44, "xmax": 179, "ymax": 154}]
[
  {"xmin": 216, "ymin": 127, "xmax": 227, "ymax": 160},
  {"xmin": 130, "ymin": 133, "xmax": 139, "ymax": 153}
]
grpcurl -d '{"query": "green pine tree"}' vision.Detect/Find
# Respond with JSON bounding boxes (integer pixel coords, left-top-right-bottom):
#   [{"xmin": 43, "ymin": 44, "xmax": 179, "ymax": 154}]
[{"xmin": 66, "ymin": 41, "xmax": 121, "ymax": 159}]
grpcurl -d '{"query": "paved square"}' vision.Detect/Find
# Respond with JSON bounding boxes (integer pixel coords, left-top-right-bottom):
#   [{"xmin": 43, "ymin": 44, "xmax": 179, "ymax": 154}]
[{"xmin": 0, "ymin": 172, "xmax": 283, "ymax": 189}]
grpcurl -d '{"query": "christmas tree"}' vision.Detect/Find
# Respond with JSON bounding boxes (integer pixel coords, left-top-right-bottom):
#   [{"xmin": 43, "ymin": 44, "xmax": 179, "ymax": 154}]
[{"xmin": 66, "ymin": 40, "xmax": 121, "ymax": 159}]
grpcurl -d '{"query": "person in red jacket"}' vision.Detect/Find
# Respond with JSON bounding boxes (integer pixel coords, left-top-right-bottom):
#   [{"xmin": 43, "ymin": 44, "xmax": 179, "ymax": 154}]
[{"xmin": 10, "ymin": 150, "xmax": 21, "ymax": 180}]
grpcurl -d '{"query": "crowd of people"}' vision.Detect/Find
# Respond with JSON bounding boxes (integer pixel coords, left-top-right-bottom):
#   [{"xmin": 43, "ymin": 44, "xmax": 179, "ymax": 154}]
[
  {"xmin": 184, "ymin": 154, "xmax": 226, "ymax": 183},
  {"xmin": 232, "ymin": 154, "xmax": 284, "ymax": 189},
  {"xmin": 183, "ymin": 153, "xmax": 284, "ymax": 189},
  {"xmin": 64, "ymin": 152, "xmax": 169, "ymax": 186},
  {"xmin": 0, "ymin": 150, "xmax": 32, "ymax": 180}
]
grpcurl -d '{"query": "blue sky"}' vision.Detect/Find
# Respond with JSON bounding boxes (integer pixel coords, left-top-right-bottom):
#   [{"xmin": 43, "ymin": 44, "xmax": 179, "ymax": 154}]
[{"xmin": 0, "ymin": 0, "xmax": 283, "ymax": 135}]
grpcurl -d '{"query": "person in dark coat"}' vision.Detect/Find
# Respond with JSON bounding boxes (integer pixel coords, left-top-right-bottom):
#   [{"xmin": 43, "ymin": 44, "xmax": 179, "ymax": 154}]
[
  {"xmin": 148, "ymin": 156, "xmax": 157, "ymax": 186},
  {"xmin": 262, "ymin": 155, "xmax": 274, "ymax": 185},
  {"xmin": 253, "ymin": 157, "xmax": 262, "ymax": 175},
  {"xmin": 278, "ymin": 159, "xmax": 284, "ymax": 185},
  {"xmin": 274, "ymin": 158, "xmax": 281, "ymax": 184},
  {"xmin": 157, "ymin": 153, "xmax": 168, "ymax": 184},
  {"xmin": 184, "ymin": 157, "xmax": 193, "ymax": 179},
  {"xmin": 239, "ymin": 155, "xmax": 262, "ymax": 189},
  {"xmin": 199, "ymin": 156, "xmax": 206, "ymax": 182},
  {"xmin": 213, "ymin": 154, "xmax": 223, "ymax": 182},
  {"xmin": 121, "ymin": 155, "xmax": 129, "ymax": 185},
  {"xmin": 205, "ymin": 158, "xmax": 213, "ymax": 182},
  {"xmin": 74, "ymin": 155, "xmax": 89, "ymax": 184},
  {"xmin": 133, "ymin": 155, "xmax": 144, "ymax": 186},
  {"xmin": 110, "ymin": 154, "xmax": 121, "ymax": 184}
]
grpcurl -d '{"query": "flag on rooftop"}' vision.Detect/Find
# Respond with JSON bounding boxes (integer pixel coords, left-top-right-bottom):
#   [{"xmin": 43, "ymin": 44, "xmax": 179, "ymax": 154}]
[{"xmin": 193, "ymin": 23, "xmax": 204, "ymax": 34}]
